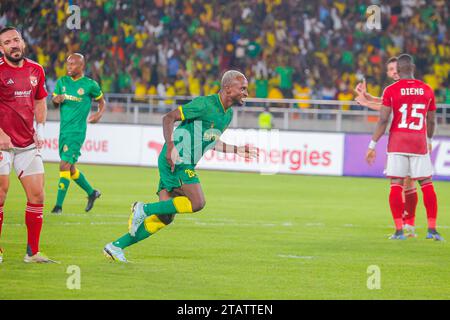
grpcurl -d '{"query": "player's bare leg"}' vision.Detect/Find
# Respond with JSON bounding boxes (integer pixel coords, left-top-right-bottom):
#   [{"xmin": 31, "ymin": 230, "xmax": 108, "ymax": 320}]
[
  {"xmin": 389, "ymin": 178, "xmax": 407, "ymax": 240},
  {"xmin": 0, "ymin": 175, "xmax": 9, "ymax": 263},
  {"xmin": 418, "ymin": 178, "xmax": 443, "ymax": 241},
  {"xmin": 403, "ymin": 177, "xmax": 418, "ymax": 237}
]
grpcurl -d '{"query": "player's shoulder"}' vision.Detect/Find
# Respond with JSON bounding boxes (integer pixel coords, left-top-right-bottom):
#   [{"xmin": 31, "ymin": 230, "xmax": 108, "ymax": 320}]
[
  {"xmin": 84, "ymin": 76, "xmax": 100, "ymax": 86},
  {"xmin": 382, "ymin": 81, "xmax": 398, "ymax": 96},
  {"xmin": 24, "ymin": 58, "xmax": 45, "ymax": 71},
  {"xmin": 415, "ymin": 79, "xmax": 434, "ymax": 93},
  {"xmin": 188, "ymin": 95, "xmax": 209, "ymax": 106}
]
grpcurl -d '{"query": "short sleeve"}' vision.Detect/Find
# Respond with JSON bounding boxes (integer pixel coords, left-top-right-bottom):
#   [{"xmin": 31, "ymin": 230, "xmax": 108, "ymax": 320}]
[
  {"xmin": 381, "ymin": 86, "xmax": 392, "ymax": 108},
  {"xmin": 35, "ymin": 66, "xmax": 48, "ymax": 100},
  {"xmin": 90, "ymin": 80, "xmax": 103, "ymax": 100},
  {"xmin": 178, "ymin": 97, "xmax": 207, "ymax": 121},
  {"xmin": 53, "ymin": 78, "xmax": 62, "ymax": 96}
]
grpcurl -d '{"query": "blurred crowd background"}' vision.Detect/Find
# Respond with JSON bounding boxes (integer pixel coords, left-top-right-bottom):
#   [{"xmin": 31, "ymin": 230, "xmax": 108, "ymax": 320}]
[{"xmin": 1, "ymin": 0, "xmax": 449, "ymax": 108}]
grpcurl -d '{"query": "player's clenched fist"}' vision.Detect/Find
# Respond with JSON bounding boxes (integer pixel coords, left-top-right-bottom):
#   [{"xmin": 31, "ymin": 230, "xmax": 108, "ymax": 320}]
[{"xmin": 0, "ymin": 130, "xmax": 13, "ymax": 150}]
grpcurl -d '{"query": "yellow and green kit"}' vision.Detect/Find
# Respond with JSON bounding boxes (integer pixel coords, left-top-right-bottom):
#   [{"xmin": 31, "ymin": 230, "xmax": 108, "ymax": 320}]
[
  {"xmin": 53, "ymin": 75, "xmax": 103, "ymax": 164},
  {"xmin": 157, "ymin": 93, "xmax": 234, "ymax": 193}
]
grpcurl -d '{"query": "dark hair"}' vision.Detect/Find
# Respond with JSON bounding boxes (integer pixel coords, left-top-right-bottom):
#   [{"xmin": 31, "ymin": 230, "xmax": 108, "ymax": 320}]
[
  {"xmin": 397, "ymin": 53, "xmax": 414, "ymax": 64},
  {"xmin": 0, "ymin": 26, "xmax": 18, "ymax": 36},
  {"xmin": 386, "ymin": 56, "xmax": 398, "ymax": 65}
]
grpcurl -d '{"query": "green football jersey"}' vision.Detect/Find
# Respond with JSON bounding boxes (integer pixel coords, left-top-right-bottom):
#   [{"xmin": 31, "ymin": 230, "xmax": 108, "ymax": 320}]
[
  {"xmin": 53, "ymin": 75, "xmax": 103, "ymax": 136},
  {"xmin": 168, "ymin": 94, "xmax": 234, "ymax": 166}
]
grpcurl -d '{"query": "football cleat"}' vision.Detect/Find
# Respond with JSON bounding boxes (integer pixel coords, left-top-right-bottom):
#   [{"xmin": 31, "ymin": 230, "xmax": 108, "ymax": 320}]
[
  {"xmin": 85, "ymin": 189, "xmax": 101, "ymax": 212},
  {"xmin": 103, "ymin": 243, "xmax": 127, "ymax": 263},
  {"xmin": 403, "ymin": 224, "xmax": 417, "ymax": 238},
  {"xmin": 0, "ymin": 247, "xmax": 4, "ymax": 264},
  {"xmin": 389, "ymin": 230, "xmax": 407, "ymax": 240},
  {"xmin": 51, "ymin": 205, "xmax": 62, "ymax": 214},
  {"xmin": 129, "ymin": 202, "xmax": 146, "ymax": 237},
  {"xmin": 426, "ymin": 230, "xmax": 444, "ymax": 241},
  {"xmin": 24, "ymin": 252, "xmax": 59, "ymax": 264}
]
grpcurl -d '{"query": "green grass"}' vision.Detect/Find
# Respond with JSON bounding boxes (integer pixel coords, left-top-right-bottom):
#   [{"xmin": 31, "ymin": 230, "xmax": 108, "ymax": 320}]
[{"xmin": 0, "ymin": 163, "xmax": 449, "ymax": 299}]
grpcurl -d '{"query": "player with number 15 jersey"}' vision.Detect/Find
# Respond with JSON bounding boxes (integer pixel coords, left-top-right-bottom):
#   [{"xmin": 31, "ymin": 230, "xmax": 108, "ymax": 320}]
[{"xmin": 382, "ymin": 79, "xmax": 436, "ymax": 156}]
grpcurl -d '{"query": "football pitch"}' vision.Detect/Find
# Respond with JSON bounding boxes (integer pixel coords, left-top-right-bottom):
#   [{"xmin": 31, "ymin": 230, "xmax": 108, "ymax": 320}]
[{"xmin": 0, "ymin": 163, "xmax": 449, "ymax": 300}]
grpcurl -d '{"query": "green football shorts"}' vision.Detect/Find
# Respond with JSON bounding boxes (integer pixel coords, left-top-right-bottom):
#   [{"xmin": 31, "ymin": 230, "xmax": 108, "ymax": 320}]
[
  {"xmin": 157, "ymin": 153, "xmax": 200, "ymax": 194},
  {"xmin": 59, "ymin": 136, "xmax": 83, "ymax": 164}
]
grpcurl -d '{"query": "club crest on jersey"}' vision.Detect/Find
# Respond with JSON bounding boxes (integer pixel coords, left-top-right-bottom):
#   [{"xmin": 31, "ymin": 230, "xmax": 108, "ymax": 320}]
[
  {"xmin": 30, "ymin": 76, "xmax": 38, "ymax": 87},
  {"xmin": 62, "ymin": 86, "xmax": 66, "ymax": 92},
  {"xmin": 63, "ymin": 145, "xmax": 69, "ymax": 152},
  {"xmin": 77, "ymin": 88, "xmax": 85, "ymax": 96},
  {"xmin": 0, "ymin": 152, "xmax": 3, "ymax": 161}
]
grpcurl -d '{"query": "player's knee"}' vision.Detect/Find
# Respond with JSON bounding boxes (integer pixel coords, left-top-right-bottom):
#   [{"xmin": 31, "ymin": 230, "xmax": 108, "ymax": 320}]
[
  {"xmin": 27, "ymin": 189, "xmax": 45, "ymax": 204},
  {"xmin": 192, "ymin": 199, "xmax": 206, "ymax": 212},
  {"xmin": 0, "ymin": 188, "xmax": 8, "ymax": 203},
  {"xmin": 157, "ymin": 214, "xmax": 175, "ymax": 225}
]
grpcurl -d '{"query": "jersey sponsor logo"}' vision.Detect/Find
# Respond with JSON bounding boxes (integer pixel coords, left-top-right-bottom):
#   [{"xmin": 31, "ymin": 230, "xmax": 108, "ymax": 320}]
[
  {"xmin": 63, "ymin": 94, "xmax": 82, "ymax": 102},
  {"xmin": 77, "ymin": 88, "xmax": 85, "ymax": 96},
  {"xmin": 6, "ymin": 78, "xmax": 14, "ymax": 85},
  {"xmin": 30, "ymin": 76, "xmax": 38, "ymax": 87},
  {"xmin": 14, "ymin": 90, "xmax": 32, "ymax": 98}
]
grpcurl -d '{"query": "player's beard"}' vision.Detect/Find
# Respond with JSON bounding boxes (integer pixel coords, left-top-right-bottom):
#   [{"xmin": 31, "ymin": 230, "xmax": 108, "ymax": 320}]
[{"xmin": 5, "ymin": 48, "xmax": 24, "ymax": 64}]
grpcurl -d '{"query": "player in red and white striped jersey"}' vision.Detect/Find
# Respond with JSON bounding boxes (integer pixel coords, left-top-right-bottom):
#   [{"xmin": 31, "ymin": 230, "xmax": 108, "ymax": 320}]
[
  {"xmin": 0, "ymin": 26, "xmax": 57, "ymax": 263},
  {"xmin": 365, "ymin": 54, "xmax": 442, "ymax": 241}
]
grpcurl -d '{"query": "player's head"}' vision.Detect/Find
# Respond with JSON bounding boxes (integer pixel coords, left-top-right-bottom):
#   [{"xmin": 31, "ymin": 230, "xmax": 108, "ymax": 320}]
[
  {"xmin": 66, "ymin": 53, "xmax": 85, "ymax": 77},
  {"xmin": 220, "ymin": 70, "xmax": 248, "ymax": 106},
  {"xmin": 0, "ymin": 27, "xmax": 26, "ymax": 64},
  {"xmin": 397, "ymin": 54, "xmax": 415, "ymax": 78},
  {"xmin": 386, "ymin": 57, "xmax": 399, "ymax": 81}
]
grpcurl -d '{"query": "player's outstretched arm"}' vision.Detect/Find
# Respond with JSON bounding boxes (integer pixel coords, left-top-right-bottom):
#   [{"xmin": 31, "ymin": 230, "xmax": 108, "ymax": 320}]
[
  {"xmin": 34, "ymin": 98, "xmax": 47, "ymax": 149},
  {"xmin": 366, "ymin": 105, "xmax": 391, "ymax": 165},
  {"xmin": 0, "ymin": 128, "xmax": 13, "ymax": 150},
  {"xmin": 88, "ymin": 97, "xmax": 106, "ymax": 123},
  {"xmin": 354, "ymin": 80, "xmax": 382, "ymax": 110},
  {"xmin": 215, "ymin": 140, "xmax": 259, "ymax": 159}
]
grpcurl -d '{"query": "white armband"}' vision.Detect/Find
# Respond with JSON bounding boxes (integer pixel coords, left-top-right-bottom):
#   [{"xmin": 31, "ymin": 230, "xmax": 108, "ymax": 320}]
[
  {"xmin": 368, "ymin": 140, "xmax": 377, "ymax": 149},
  {"xmin": 427, "ymin": 137, "xmax": 432, "ymax": 145},
  {"xmin": 36, "ymin": 123, "xmax": 45, "ymax": 140}
]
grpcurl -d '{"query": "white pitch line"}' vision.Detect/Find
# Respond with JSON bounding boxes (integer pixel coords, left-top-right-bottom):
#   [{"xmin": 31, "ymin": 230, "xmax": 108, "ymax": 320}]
[{"xmin": 278, "ymin": 254, "xmax": 314, "ymax": 259}]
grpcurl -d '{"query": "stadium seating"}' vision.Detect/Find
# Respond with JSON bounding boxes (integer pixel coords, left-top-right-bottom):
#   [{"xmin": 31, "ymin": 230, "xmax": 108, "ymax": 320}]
[{"xmin": 0, "ymin": 0, "xmax": 449, "ymax": 104}]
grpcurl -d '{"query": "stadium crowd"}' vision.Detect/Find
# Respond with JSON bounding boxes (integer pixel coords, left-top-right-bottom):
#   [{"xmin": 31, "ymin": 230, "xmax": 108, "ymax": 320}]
[{"xmin": 1, "ymin": 0, "xmax": 449, "ymax": 108}]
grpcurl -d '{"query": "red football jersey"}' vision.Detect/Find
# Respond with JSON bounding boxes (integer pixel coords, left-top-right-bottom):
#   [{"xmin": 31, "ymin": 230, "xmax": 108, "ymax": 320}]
[
  {"xmin": 382, "ymin": 79, "xmax": 436, "ymax": 155},
  {"xmin": 0, "ymin": 57, "xmax": 48, "ymax": 148}
]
